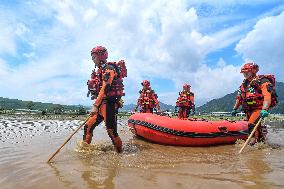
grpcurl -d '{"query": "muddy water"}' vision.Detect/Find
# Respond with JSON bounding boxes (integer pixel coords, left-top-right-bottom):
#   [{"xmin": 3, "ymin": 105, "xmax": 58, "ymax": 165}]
[{"xmin": 0, "ymin": 116, "xmax": 284, "ymax": 189}]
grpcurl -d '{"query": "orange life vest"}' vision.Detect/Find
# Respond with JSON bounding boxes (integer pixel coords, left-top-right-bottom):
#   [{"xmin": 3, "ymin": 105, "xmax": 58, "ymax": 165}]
[
  {"xmin": 237, "ymin": 74, "xmax": 278, "ymax": 110},
  {"xmin": 138, "ymin": 89, "xmax": 158, "ymax": 109},
  {"xmin": 176, "ymin": 91, "xmax": 194, "ymax": 108},
  {"xmin": 87, "ymin": 60, "xmax": 127, "ymax": 100}
]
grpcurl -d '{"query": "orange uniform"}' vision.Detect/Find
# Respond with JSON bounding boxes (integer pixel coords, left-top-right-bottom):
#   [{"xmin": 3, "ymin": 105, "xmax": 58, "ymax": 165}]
[
  {"xmin": 83, "ymin": 46, "xmax": 127, "ymax": 153},
  {"xmin": 176, "ymin": 84, "xmax": 195, "ymax": 119},
  {"xmin": 233, "ymin": 63, "xmax": 277, "ymax": 144},
  {"xmin": 134, "ymin": 80, "xmax": 160, "ymax": 113},
  {"xmin": 136, "ymin": 89, "xmax": 160, "ymax": 113},
  {"xmin": 235, "ymin": 80, "xmax": 272, "ymax": 142}
]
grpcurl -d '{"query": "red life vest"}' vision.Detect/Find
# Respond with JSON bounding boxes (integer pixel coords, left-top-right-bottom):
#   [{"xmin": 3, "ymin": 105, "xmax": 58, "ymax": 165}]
[
  {"xmin": 176, "ymin": 91, "xmax": 194, "ymax": 108},
  {"xmin": 87, "ymin": 69, "xmax": 102, "ymax": 100},
  {"xmin": 87, "ymin": 60, "xmax": 127, "ymax": 100},
  {"xmin": 237, "ymin": 74, "xmax": 278, "ymax": 110},
  {"xmin": 138, "ymin": 89, "xmax": 158, "ymax": 109}
]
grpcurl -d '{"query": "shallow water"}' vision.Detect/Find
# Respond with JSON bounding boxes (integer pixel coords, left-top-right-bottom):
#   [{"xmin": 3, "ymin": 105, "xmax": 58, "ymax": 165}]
[{"xmin": 0, "ymin": 116, "xmax": 284, "ymax": 189}]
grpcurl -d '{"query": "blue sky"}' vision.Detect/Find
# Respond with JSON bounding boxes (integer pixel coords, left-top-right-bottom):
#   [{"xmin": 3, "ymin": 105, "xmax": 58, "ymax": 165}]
[{"xmin": 0, "ymin": 0, "xmax": 284, "ymax": 106}]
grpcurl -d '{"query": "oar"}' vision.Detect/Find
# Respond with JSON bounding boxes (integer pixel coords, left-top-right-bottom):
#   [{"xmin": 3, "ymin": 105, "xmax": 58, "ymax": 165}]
[
  {"xmin": 46, "ymin": 116, "xmax": 90, "ymax": 163},
  {"xmin": 239, "ymin": 117, "xmax": 264, "ymax": 154}
]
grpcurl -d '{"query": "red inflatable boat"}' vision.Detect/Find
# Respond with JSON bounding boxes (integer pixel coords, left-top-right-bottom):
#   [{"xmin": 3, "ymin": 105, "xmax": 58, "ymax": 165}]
[{"xmin": 128, "ymin": 113, "xmax": 248, "ymax": 146}]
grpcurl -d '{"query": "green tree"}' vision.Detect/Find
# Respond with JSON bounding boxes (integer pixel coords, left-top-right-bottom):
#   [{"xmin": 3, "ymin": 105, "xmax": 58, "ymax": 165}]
[
  {"xmin": 53, "ymin": 104, "xmax": 64, "ymax": 114},
  {"xmin": 26, "ymin": 101, "xmax": 35, "ymax": 110},
  {"xmin": 78, "ymin": 105, "xmax": 87, "ymax": 115}
]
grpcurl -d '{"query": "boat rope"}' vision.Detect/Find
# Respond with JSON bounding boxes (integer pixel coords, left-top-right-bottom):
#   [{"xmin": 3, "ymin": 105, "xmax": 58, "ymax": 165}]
[{"xmin": 128, "ymin": 119, "xmax": 248, "ymax": 138}]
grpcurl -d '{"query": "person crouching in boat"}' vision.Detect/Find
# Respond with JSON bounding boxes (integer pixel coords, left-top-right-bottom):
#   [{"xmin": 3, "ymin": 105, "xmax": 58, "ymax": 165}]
[
  {"xmin": 84, "ymin": 46, "xmax": 127, "ymax": 153},
  {"xmin": 175, "ymin": 84, "xmax": 195, "ymax": 119},
  {"xmin": 231, "ymin": 62, "xmax": 278, "ymax": 145},
  {"xmin": 133, "ymin": 80, "xmax": 161, "ymax": 113}
]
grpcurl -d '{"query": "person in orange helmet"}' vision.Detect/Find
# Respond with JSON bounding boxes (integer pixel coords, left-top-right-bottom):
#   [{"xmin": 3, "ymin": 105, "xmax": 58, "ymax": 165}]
[
  {"xmin": 175, "ymin": 84, "xmax": 195, "ymax": 119},
  {"xmin": 134, "ymin": 80, "xmax": 161, "ymax": 113},
  {"xmin": 84, "ymin": 46, "xmax": 127, "ymax": 153},
  {"xmin": 232, "ymin": 62, "xmax": 278, "ymax": 145}
]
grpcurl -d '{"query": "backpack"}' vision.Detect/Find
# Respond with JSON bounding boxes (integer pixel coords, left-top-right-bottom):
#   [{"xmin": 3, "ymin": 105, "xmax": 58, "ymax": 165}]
[{"xmin": 258, "ymin": 74, "xmax": 278, "ymax": 108}]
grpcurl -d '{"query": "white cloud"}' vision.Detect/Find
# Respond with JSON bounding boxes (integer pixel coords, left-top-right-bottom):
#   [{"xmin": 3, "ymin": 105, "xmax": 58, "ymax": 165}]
[
  {"xmin": 54, "ymin": 1, "xmax": 76, "ymax": 27},
  {"xmin": 236, "ymin": 11, "xmax": 284, "ymax": 81},
  {"xmin": 83, "ymin": 8, "xmax": 98, "ymax": 23},
  {"xmin": 0, "ymin": 59, "xmax": 10, "ymax": 77},
  {"xmin": 0, "ymin": 0, "xmax": 282, "ymax": 107},
  {"xmin": 0, "ymin": 18, "xmax": 17, "ymax": 55}
]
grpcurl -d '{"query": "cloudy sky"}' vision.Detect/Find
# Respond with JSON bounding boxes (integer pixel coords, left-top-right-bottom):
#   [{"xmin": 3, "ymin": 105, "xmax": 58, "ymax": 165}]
[{"xmin": 0, "ymin": 0, "xmax": 284, "ymax": 107}]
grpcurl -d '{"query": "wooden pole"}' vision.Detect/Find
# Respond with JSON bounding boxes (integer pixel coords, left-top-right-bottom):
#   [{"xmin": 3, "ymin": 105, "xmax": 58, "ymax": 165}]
[
  {"xmin": 46, "ymin": 116, "xmax": 90, "ymax": 163},
  {"xmin": 239, "ymin": 118, "xmax": 263, "ymax": 154}
]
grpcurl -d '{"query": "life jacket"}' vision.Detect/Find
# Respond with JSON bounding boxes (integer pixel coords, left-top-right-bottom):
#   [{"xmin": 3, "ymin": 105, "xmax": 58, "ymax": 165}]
[
  {"xmin": 176, "ymin": 91, "xmax": 194, "ymax": 108},
  {"xmin": 138, "ymin": 89, "xmax": 158, "ymax": 109},
  {"xmin": 87, "ymin": 69, "xmax": 102, "ymax": 100},
  {"xmin": 237, "ymin": 74, "xmax": 278, "ymax": 110},
  {"xmin": 87, "ymin": 60, "xmax": 127, "ymax": 100}
]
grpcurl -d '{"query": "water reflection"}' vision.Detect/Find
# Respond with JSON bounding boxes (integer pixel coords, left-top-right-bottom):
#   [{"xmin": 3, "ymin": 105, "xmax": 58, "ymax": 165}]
[
  {"xmin": 240, "ymin": 151, "xmax": 273, "ymax": 189},
  {"xmin": 80, "ymin": 158, "xmax": 117, "ymax": 189},
  {"xmin": 75, "ymin": 141, "xmax": 123, "ymax": 189},
  {"xmin": 48, "ymin": 163, "xmax": 74, "ymax": 189}
]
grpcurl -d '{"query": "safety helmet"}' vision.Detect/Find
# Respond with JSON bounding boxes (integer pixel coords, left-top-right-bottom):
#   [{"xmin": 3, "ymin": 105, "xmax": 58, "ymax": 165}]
[
  {"xmin": 183, "ymin": 84, "xmax": 191, "ymax": 91},
  {"xmin": 240, "ymin": 62, "xmax": 259, "ymax": 74},
  {"xmin": 91, "ymin": 46, "xmax": 108, "ymax": 61},
  {"xmin": 141, "ymin": 80, "xmax": 150, "ymax": 87}
]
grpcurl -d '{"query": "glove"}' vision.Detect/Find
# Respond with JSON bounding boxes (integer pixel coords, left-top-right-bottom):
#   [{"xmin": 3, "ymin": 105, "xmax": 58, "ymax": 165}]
[
  {"xmin": 174, "ymin": 106, "xmax": 178, "ymax": 113},
  {"xmin": 260, "ymin": 109, "xmax": 269, "ymax": 118},
  {"xmin": 231, "ymin": 109, "xmax": 237, "ymax": 116}
]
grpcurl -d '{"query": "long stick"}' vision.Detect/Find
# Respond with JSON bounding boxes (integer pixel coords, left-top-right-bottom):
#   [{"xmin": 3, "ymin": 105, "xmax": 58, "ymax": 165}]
[
  {"xmin": 239, "ymin": 118, "xmax": 263, "ymax": 154},
  {"xmin": 46, "ymin": 116, "xmax": 90, "ymax": 163}
]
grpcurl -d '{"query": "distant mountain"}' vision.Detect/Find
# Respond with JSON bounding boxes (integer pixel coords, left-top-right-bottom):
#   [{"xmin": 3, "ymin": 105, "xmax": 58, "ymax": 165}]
[
  {"xmin": 197, "ymin": 81, "xmax": 284, "ymax": 114},
  {"xmin": 120, "ymin": 101, "xmax": 175, "ymax": 112},
  {"xmin": 0, "ymin": 96, "xmax": 175, "ymax": 113},
  {"xmin": 2, "ymin": 81, "xmax": 282, "ymax": 114},
  {"xmin": 0, "ymin": 97, "xmax": 84, "ymax": 111}
]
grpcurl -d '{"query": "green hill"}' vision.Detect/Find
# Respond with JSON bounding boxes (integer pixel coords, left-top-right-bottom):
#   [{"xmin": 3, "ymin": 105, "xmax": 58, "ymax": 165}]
[
  {"xmin": 0, "ymin": 97, "xmax": 82, "ymax": 112},
  {"xmin": 197, "ymin": 81, "xmax": 284, "ymax": 114},
  {"xmin": 120, "ymin": 101, "xmax": 175, "ymax": 112},
  {"xmin": 1, "ymin": 81, "xmax": 283, "ymax": 114}
]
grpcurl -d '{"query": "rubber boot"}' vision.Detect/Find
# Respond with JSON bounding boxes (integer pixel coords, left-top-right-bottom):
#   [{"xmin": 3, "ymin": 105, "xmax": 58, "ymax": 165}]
[
  {"xmin": 107, "ymin": 129, "xmax": 122, "ymax": 153},
  {"xmin": 248, "ymin": 130, "xmax": 260, "ymax": 146},
  {"xmin": 262, "ymin": 125, "xmax": 267, "ymax": 143},
  {"xmin": 83, "ymin": 124, "xmax": 93, "ymax": 144},
  {"xmin": 114, "ymin": 136, "xmax": 123, "ymax": 153},
  {"xmin": 258, "ymin": 126, "xmax": 267, "ymax": 143},
  {"xmin": 247, "ymin": 123, "xmax": 256, "ymax": 145},
  {"xmin": 254, "ymin": 128, "xmax": 261, "ymax": 142}
]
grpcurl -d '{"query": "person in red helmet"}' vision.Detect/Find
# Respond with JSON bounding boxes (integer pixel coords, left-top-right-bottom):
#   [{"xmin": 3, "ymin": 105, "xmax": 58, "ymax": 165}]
[
  {"xmin": 232, "ymin": 62, "xmax": 278, "ymax": 145},
  {"xmin": 134, "ymin": 80, "xmax": 160, "ymax": 113},
  {"xmin": 175, "ymin": 84, "xmax": 195, "ymax": 119},
  {"xmin": 84, "ymin": 46, "xmax": 127, "ymax": 153}
]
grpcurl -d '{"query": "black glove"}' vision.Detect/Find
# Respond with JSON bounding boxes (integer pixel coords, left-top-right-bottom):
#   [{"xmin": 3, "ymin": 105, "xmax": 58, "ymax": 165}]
[
  {"xmin": 174, "ymin": 106, "xmax": 178, "ymax": 113},
  {"xmin": 231, "ymin": 109, "xmax": 237, "ymax": 116}
]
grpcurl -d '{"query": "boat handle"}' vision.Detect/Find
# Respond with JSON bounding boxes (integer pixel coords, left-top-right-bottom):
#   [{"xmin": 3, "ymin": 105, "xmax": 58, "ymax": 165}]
[{"xmin": 218, "ymin": 126, "xmax": 228, "ymax": 133}]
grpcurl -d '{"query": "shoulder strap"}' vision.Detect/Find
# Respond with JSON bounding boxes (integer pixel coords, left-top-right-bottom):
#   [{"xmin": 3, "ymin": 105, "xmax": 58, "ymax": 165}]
[{"xmin": 105, "ymin": 62, "xmax": 121, "ymax": 77}]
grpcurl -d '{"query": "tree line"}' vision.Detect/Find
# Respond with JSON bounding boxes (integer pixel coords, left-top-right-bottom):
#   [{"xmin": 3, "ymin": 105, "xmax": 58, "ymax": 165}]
[{"xmin": 0, "ymin": 97, "xmax": 88, "ymax": 115}]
